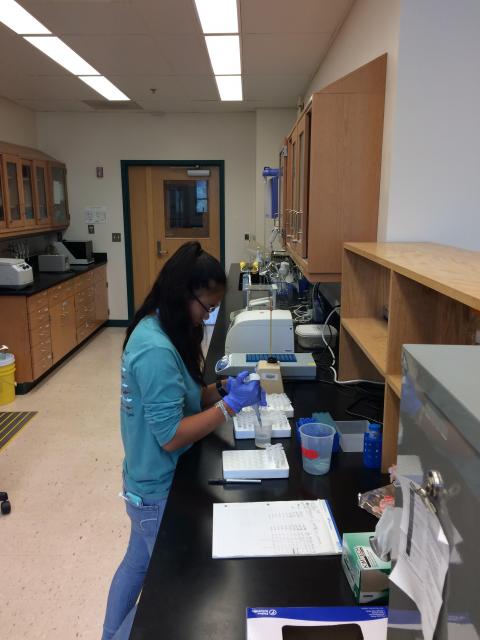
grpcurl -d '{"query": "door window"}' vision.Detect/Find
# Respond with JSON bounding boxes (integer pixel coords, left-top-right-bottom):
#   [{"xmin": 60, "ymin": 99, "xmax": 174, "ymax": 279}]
[{"xmin": 164, "ymin": 180, "xmax": 209, "ymax": 238}]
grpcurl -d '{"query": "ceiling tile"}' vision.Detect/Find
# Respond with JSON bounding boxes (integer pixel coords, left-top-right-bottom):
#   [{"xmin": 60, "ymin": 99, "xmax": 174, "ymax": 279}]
[
  {"xmin": 0, "ymin": 25, "xmax": 69, "ymax": 75},
  {"xmin": 240, "ymin": 0, "xmax": 354, "ymax": 34},
  {"xmin": 133, "ymin": 0, "xmax": 201, "ymax": 35},
  {"xmin": 0, "ymin": 74, "xmax": 100, "ymax": 101},
  {"xmin": 153, "ymin": 35, "xmax": 212, "ymax": 75},
  {"xmin": 242, "ymin": 33, "xmax": 331, "ymax": 75},
  {"xmin": 243, "ymin": 75, "xmax": 310, "ymax": 105},
  {"xmin": 16, "ymin": 98, "xmax": 94, "ymax": 112},
  {"xmin": 22, "ymin": 0, "xmax": 148, "ymax": 35},
  {"xmin": 108, "ymin": 74, "xmax": 218, "ymax": 103},
  {"xmin": 63, "ymin": 35, "xmax": 172, "ymax": 76}
]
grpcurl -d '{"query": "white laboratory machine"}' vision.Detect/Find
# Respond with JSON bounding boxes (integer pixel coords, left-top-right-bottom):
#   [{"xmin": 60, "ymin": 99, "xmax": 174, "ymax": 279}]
[
  {"xmin": 225, "ymin": 309, "xmax": 294, "ymax": 355},
  {"xmin": 0, "ymin": 258, "xmax": 33, "ymax": 288},
  {"xmin": 215, "ymin": 352, "xmax": 316, "ymax": 380}
]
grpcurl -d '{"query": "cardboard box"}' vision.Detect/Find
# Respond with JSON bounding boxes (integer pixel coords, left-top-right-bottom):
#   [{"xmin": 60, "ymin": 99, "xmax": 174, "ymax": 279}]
[{"xmin": 341, "ymin": 532, "xmax": 391, "ymax": 604}]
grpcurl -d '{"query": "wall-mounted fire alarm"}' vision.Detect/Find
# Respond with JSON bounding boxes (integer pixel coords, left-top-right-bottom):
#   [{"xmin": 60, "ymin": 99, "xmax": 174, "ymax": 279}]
[{"xmin": 96, "ymin": 167, "xmax": 104, "ymax": 178}]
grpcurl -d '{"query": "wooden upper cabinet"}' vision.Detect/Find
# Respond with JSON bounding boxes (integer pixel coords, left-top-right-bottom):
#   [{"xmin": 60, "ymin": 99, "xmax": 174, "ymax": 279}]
[
  {"xmin": 278, "ymin": 140, "xmax": 288, "ymax": 246},
  {"xmin": 281, "ymin": 54, "xmax": 387, "ymax": 282},
  {"xmin": 0, "ymin": 141, "xmax": 68, "ymax": 236},
  {"xmin": 49, "ymin": 162, "xmax": 69, "ymax": 227}
]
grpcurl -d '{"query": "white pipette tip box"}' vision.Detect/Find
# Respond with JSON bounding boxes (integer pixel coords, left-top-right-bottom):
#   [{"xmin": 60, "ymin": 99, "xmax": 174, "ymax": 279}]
[
  {"xmin": 222, "ymin": 444, "xmax": 289, "ymax": 479},
  {"xmin": 233, "ymin": 409, "xmax": 291, "ymax": 440}
]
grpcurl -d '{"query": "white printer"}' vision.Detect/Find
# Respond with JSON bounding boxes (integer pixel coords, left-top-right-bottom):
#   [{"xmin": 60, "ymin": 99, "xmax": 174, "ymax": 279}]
[
  {"xmin": 225, "ymin": 309, "xmax": 294, "ymax": 354},
  {"xmin": 0, "ymin": 258, "xmax": 34, "ymax": 289}
]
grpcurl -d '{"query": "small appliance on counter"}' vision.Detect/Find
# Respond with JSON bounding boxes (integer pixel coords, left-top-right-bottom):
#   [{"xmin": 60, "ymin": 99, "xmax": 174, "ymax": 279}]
[
  {"xmin": 0, "ymin": 258, "xmax": 34, "ymax": 289},
  {"xmin": 38, "ymin": 254, "xmax": 70, "ymax": 272},
  {"xmin": 52, "ymin": 240, "xmax": 94, "ymax": 266}
]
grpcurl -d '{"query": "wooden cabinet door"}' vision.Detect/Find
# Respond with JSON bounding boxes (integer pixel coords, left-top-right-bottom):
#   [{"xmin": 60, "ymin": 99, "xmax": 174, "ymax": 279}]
[
  {"xmin": 0, "ymin": 163, "xmax": 6, "ymax": 230},
  {"xmin": 33, "ymin": 160, "xmax": 51, "ymax": 227},
  {"xmin": 285, "ymin": 127, "xmax": 297, "ymax": 250},
  {"xmin": 49, "ymin": 162, "xmax": 69, "ymax": 227},
  {"xmin": 21, "ymin": 159, "xmax": 36, "ymax": 228},
  {"xmin": 296, "ymin": 111, "xmax": 311, "ymax": 259},
  {"xmin": 94, "ymin": 268, "xmax": 109, "ymax": 324},
  {"xmin": 2, "ymin": 155, "xmax": 25, "ymax": 228},
  {"xmin": 50, "ymin": 296, "xmax": 77, "ymax": 364},
  {"xmin": 278, "ymin": 141, "xmax": 288, "ymax": 247}
]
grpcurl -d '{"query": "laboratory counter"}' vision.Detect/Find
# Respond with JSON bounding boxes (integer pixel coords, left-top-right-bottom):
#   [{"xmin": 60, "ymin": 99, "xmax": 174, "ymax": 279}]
[
  {"xmin": 0, "ymin": 253, "xmax": 107, "ymax": 296},
  {"xmin": 131, "ymin": 264, "xmax": 386, "ymax": 640}
]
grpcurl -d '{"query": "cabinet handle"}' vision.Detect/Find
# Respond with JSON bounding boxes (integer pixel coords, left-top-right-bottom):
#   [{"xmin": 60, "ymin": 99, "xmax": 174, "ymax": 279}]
[{"xmin": 157, "ymin": 241, "xmax": 168, "ymax": 257}]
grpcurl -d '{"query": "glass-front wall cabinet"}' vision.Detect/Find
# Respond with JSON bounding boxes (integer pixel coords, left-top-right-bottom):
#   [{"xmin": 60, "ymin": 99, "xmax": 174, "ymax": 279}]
[
  {"xmin": 4, "ymin": 156, "xmax": 23, "ymax": 227},
  {"xmin": 34, "ymin": 161, "xmax": 50, "ymax": 226},
  {"xmin": 0, "ymin": 167, "xmax": 5, "ymax": 228},
  {"xmin": 22, "ymin": 160, "xmax": 35, "ymax": 226},
  {"xmin": 50, "ymin": 164, "xmax": 69, "ymax": 226}
]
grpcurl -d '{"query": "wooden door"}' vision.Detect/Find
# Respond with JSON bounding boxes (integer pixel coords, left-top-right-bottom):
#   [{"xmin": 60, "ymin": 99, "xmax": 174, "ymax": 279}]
[
  {"xmin": 128, "ymin": 165, "xmax": 221, "ymax": 311},
  {"xmin": 2, "ymin": 155, "xmax": 24, "ymax": 228},
  {"xmin": 285, "ymin": 127, "xmax": 297, "ymax": 252},
  {"xmin": 278, "ymin": 140, "xmax": 288, "ymax": 247},
  {"xmin": 50, "ymin": 296, "xmax": 77, "ymax": 363}
]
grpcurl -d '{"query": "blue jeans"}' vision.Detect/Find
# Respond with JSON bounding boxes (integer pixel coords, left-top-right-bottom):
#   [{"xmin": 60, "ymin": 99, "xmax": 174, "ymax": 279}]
[{"xmin": 102, "ymin": 494, "xmax": 167, "ymax": 640}]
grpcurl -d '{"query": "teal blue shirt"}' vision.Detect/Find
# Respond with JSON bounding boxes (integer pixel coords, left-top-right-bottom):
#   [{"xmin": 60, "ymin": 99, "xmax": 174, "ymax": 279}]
[{"xmin": 120, "ymin": 315, "xmax": 201, "ymax": 500}]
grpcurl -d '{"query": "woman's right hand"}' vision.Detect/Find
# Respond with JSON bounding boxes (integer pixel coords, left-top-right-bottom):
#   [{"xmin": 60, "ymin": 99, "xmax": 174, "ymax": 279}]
[{"xmin": 223, "ymin": 371, "xmax": 263, "ymax": 414}]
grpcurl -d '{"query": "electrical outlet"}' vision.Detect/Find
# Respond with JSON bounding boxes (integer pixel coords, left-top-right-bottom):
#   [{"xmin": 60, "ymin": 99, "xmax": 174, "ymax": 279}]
[
  {"xmin": 112, "ymin": 233, "xmax": 121, "ymax": 242},
  {"xmin": 244, "ymin": 233, "xmax": 250, "ymax": 241},
  {"xmin": 88, "ymin": 225, "xmax": 95, "ymax": 234}
]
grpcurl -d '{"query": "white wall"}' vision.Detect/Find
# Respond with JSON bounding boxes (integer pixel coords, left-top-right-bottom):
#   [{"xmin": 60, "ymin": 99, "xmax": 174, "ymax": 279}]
[
  {"xmin": 304, "ymin": 0, "xmax": 401, "ymax": 241},
  {"xmin": 386, "ymin": 0, "xmax": 480, "ymax": 249},
  {"xmin": 36, "ymin": 111, "xmax": 256, "ymax": 320},
  {"xmin": 254, "ymin": 108, "xmax": 296, "ymax": 250},
  {"xmin": 0, "ymin": 96, "xmax": 37, "ymax": 147}
]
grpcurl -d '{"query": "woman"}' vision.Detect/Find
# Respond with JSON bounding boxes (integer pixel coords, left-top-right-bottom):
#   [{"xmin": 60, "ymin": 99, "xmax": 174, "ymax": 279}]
[{"xmin": 102, "ymin": 241, "xmax": 262, "ymax": 640}]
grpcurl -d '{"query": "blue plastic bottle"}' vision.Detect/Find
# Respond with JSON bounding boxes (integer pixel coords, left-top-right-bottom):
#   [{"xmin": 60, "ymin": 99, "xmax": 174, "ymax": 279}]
[{"xmin": 363, "ymin": 423, "xmax": 382, "ymax": 469}]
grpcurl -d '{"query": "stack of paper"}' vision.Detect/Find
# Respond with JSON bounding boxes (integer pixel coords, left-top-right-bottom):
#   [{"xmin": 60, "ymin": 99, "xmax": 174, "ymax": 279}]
[{"xmin": 212, "ymin": 499, "xmax": 342, "ymax": 558}]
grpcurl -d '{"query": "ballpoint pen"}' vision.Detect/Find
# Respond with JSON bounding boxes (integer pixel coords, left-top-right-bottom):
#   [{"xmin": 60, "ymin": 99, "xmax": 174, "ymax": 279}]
[{"xmin": 208, "ymin": 478, "xmax": 262, "ymax": 485}]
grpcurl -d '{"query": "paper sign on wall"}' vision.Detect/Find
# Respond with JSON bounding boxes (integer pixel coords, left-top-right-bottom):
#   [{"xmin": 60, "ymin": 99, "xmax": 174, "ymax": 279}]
[{"xmin": 85, "ymin": 206, "xmax": 107, "ymax": 224}]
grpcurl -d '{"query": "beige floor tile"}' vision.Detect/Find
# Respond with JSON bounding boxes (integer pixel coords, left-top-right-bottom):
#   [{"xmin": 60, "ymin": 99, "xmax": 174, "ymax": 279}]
[{"xmin": 1, "ymin": 323, "xmax": 215, "ymax": 639}]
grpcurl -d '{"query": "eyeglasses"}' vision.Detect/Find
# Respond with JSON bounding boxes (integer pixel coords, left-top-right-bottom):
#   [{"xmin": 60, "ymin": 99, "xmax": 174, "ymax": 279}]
[{"xmin": 192, "ymin": 293, "xmax": 217, "ymax": 314}]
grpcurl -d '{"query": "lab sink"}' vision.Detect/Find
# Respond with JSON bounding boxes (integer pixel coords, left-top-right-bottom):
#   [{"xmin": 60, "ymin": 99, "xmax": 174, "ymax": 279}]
[{"xmin": 238, "ymin": 271, "xmax": 260, "ymax": 290}]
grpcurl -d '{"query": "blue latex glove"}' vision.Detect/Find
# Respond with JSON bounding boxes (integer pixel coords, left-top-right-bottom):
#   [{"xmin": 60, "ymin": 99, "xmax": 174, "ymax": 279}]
[{"xmin": 224, "ymin": 370, "xmax": 263, "ymax": 414}]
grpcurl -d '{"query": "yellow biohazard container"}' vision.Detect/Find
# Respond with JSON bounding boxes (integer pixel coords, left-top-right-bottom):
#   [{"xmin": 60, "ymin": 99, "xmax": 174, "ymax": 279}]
[{"xmin": 0, "ymin": 353, "xmax": 16, "ymax": 405}]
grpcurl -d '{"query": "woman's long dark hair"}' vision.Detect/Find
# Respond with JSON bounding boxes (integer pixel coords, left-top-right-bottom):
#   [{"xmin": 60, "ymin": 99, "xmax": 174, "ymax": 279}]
[{"xmin": 123, "ymin": 241, "xmax": 226, "ymax": 386}]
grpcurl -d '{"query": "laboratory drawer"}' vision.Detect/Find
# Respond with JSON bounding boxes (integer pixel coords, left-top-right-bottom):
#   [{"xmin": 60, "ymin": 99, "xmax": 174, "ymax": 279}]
[
  {"xmin": 75, "ymin": 285, "xmax": 95, "ymax": 307},
  {"xmin": 75, "ymin": 303, "xmax": 95, "ymax": 327},
  {"xmin": 74, "ymin": 271, "xmax": 94, "ymax": 292},
  {"xmin": 30, "ymin": 323, "xmax": 52, "ymax": 348},
  {"xmin": 28, "ymin": 306, "xmax": 50, "ymax": 330},
  {"xmin": 31, "ymin": 339, "xmax": 53, "ymax": 365},
  {"xmin": 76, "ymin": 319, "xmax": 97, "ymax": 343},
  {"xmin": 48, "ymin": 281, "xmax": 75, "ymax": 306},
  {"xmin": 32, "ymin": 352, "xmax": 53, "ymax": 379},
  {"xmin": 27, "ymin": 290, "xmax": 49, "ymax": 314}
]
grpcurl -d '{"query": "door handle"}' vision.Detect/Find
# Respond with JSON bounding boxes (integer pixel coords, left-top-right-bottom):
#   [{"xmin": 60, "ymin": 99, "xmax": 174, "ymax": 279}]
[{"xmin": 157, "ymin": 241, "xmax": 168, "ymax": 257}]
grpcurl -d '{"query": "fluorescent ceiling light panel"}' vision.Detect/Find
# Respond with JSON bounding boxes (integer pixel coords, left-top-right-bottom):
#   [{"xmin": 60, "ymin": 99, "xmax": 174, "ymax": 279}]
[
  {"xmin": 0, "ymin": 0, "xmax": 50, "ymax": 35},
  {"xmin": 215, "ymin": 75, "xmax": 242, "ymax": 101},
  {"xmin": 195, "ymin": 0, "xmax": 238, "ymax": 34},
  {"xmin": 79, "ymin": 75, "xmax": 130, "ymax": 101},
  {"xmin": 205, "ymin": 35, "xmax": 241, "ymax": 75},
  {"xmin": 24, "ymin": 36, "xmax": 99, "ymax": 75}
]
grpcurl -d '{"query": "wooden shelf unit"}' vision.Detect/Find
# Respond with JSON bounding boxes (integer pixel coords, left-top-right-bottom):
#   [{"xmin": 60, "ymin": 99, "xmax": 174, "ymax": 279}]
[{"xmin": 339, "ymin": 242, "xmax": 480, "ymax": 472}]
